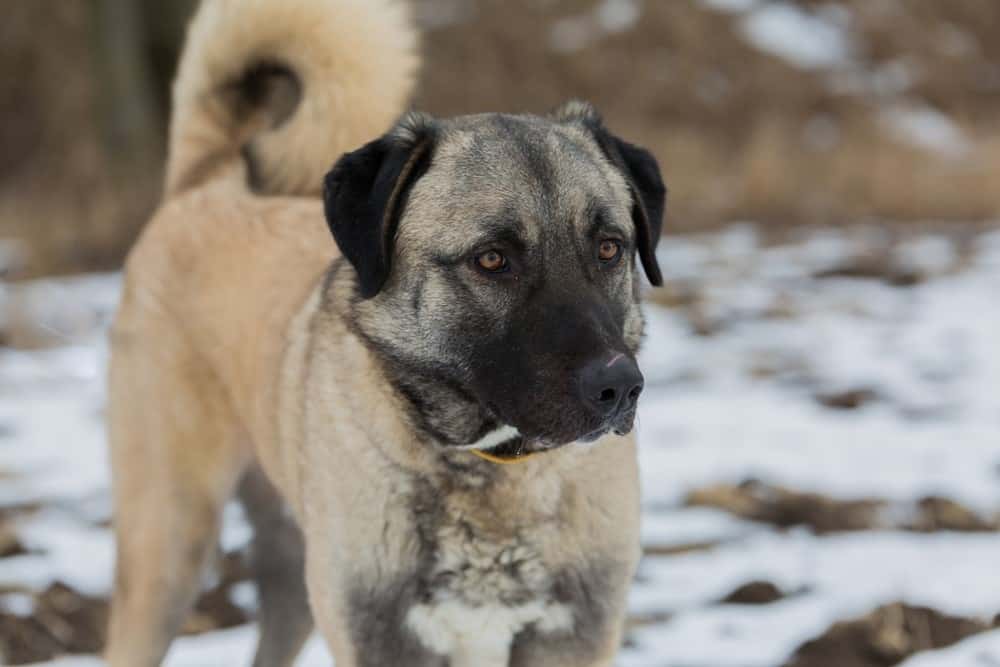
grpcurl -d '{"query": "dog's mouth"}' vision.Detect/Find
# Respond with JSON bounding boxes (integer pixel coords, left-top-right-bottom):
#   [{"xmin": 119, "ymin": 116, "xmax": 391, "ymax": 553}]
[{"xmin": 463, "ymin": 410, "xmax": 636, "ymax": 464}]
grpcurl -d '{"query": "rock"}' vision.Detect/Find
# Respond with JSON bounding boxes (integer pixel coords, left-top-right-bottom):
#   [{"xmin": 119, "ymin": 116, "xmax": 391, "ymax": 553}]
[
  {"xmin": 907, "ymin": 496, "xmax": 998, "ymax": 532},
  {"xmin": 785, "ymin": 602, "xmax": 996, "ymax": 667},
  {"xmin": 815, "ymin": 387, "xmax": 880, "ymax": 410},
  {"xmin": 0, "ymin": 524, "xmax": 29, "ymax": 559},
  {"xmin": 720, "ymin": 580, "xmax": 785, "ymax": 605},
  {"xmin": 685, "ymin": 480, "xmax": 885, "ymax": 533}
]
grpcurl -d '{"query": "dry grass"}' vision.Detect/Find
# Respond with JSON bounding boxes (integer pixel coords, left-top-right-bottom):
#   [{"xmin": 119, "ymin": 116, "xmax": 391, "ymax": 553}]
[
  {"xmin": 414, "ymin": 0, "xmax": 1000, "ymax": 231},
  {"xmin": 1, "ymin": 0, "xmax": 998, "ymax": 278},
  {"xmin": 0, "ymin": 2, "xmax": 162, "ymax": 279}
]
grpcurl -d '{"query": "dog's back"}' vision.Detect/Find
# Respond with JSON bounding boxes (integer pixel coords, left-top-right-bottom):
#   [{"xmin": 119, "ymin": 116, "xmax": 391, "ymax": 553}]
[
  {"xmin": 106, "ymin": 2, "xmax": 417, "ymax": 665},
  {"xmin": 113, "ymin": 0, "xmax": 418, "ymax": 476}
]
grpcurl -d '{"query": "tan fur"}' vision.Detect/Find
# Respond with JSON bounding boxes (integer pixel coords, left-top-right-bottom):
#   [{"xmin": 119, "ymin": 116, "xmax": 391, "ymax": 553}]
[
  {"xmin": 167, "ymin": 0, "xmax": 418, "ymax": 196},
  {"xmin": 108, "ymin": 171, "xmax": 641, "ymax": 665},
  {"xmin": 107, "ymin": 2, "xmax": 643, "ymax": 666}
]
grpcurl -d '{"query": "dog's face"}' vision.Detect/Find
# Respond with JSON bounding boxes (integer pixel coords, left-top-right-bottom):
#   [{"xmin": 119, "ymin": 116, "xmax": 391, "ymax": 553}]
[{"xmin": 324, "ymin": 102, "xmax": 665, "ymax": 450}]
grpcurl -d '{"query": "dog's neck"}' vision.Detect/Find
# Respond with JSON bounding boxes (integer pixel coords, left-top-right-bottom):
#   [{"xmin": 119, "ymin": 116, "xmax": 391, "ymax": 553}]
[
  {"xmin": 335, "ymin": 266, "xmax": 538, "ymax": 463},
  {"xmin": 388, "ymin": 368, "xmax": 502, "ymax": 449},
  {"xmin": 340, "ymin": 328, "xmax": 494, "ymax": 448}
]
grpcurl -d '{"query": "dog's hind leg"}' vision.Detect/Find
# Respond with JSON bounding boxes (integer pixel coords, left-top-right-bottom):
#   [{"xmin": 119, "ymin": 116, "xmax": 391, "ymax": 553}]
[
  {"xmin": 105, "ymin": 335, "xmax": 248, "ymax": 667},
  {"xmin": 238, "ymin": 466, "xmax": 314, "ymax": 667}
]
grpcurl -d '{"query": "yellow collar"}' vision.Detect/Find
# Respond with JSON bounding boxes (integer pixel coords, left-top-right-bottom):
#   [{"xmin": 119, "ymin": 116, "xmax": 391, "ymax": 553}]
[{"xmin": 468, "ymin": 447, "xmax": 542, "ymax": 465}]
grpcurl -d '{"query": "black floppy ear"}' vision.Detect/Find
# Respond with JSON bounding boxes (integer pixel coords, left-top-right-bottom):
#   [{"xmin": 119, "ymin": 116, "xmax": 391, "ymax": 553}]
[
  {"xmin": 553, "ymin": 100, "xmax": 665, "ymax": 286},
  {"xmin": 323, "ymin": 113, "xmax": 435, "ymax": 298}
]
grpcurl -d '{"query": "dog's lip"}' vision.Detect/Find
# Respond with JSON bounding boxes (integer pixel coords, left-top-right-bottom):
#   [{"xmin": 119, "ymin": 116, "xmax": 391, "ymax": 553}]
[
  {"xmin": 611, "ymin": 415, "xmax": 636, "ymax": 437},
  {"xmin": 579, "ymin": 427, "xmax": 610, "ymax": 443},
  {"xmin": 482, "ymin": 402, "xmax": 635, "ymax": 450}
]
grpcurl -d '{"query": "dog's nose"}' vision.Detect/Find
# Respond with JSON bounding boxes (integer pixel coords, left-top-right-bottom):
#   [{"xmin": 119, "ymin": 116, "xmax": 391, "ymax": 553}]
[{"xmin": 577, "ymin": 353, "xmax": 644, "ymax": 419}]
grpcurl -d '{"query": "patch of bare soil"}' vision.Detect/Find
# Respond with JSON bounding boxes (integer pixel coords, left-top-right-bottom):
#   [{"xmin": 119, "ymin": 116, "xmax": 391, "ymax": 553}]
[
  {"xmin": 0, "ymin": 582, "xmax": 108, "ymax": 665},
  {"xmin": 0, "ymin": 505, "xmax": 43, "ymax": 560},
  {"xmin": 719, "ymin": 580, "xmax": 790, "ymax": 605},
  {"xmin": 815, "ymin": 388, "xmax": 882, "ymax": 411},
  {"xmin": 906, "ymin": 496, "xmax": 999, "ymax": 533},
  {"xmin": 785, "ymin": 603, "xmax": 1000, "ymax": 667},
  {"xmin": 625, "ymin": 610, "xmax": 673, "ymax": 632},
  {"xmin": 0, "ymin": 551, "xmax": 252, "ymax": 665},
  {"xmin": 643, "ymin": 540, "xmax": 721, "ymax": 557},
  {"xmin": 686, "ymin": 480, "xmax": 885, "ymax": 533},
  {"xmin": 685, "ymin": 480, "xmax": 1000, "ymax": 534},
  {"xmin": 180, "ymin": 551, "xmax": 253, "ymax": 636},
  {"xmin": 0, "ymin": 524, "xmax": 31, "ymax": 559}
]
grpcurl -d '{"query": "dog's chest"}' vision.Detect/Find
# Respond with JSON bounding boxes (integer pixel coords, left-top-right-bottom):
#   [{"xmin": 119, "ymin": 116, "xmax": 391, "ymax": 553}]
[{"xmin": 404, "ymin": 493, "xmax": 574, "ymax": 664}]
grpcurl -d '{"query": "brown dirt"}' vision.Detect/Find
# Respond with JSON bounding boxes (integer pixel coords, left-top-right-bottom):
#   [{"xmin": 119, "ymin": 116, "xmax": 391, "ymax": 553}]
[
  {"xmin": 815, "ymin": 388, "xmax": 882, "ymax": 411},
  {"xmin": 0, "ymin": 550, "xmax": 252, "ymax": 665},
  {"xmin": 685, "ymin": 480, "xmax": 1000, "ymax": 534},
  {"xmin": 644, "ymin": 540, "xmax": 721, "ymax": 557},
  {"xmin": 0, "ymin": 582, "xmax": 108, "ymax": 665},
  {"xmin": 686, "ymin": 480, "xmax": 886, "ymax": 534},
  {"xmin": 906, "ymin": 496, "xmax": 999, "ymax": 533},
  {"xmin": 625, "ymin": 610, "xmax": 673, "ymax": 632},
  {"xmin": 0, "ymin": 525, "xmax": 31, "ymax": 559},
  {"xmin": 785, "ymin": 602, "xmax": 999, "ymax": 667},
  {"xmin": 719, "ymin": 580, "xmax": 789, "ymax": 605}
]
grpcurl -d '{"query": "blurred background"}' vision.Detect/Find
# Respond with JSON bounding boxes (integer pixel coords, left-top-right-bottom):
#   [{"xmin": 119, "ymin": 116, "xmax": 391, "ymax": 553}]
[
  {"xmin": 1, "ymin": 1, "xmax": 999, "ymax": 666},
  {"xmin": 2, "ymin": 0, "xmax": 999, "ymax": 279}
]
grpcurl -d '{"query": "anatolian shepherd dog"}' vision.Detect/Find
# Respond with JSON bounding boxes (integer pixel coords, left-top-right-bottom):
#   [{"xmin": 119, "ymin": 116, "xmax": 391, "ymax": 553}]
[{"xmin": 105, "ymin": 0, "xmax": 666, "ymax": 665}]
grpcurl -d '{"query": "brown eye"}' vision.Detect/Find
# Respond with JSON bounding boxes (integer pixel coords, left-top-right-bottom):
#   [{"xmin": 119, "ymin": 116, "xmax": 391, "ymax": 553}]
[
  {"xmin": 598, "ymin": 239, "xmax": 621, "ymax": 262},
  {"xmin": 476, "ymin": 250, "xmax": 508, "ymax": 273}
]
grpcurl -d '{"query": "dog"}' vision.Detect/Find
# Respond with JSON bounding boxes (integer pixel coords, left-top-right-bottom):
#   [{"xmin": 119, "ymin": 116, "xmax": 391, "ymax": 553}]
[{"xmin": 105, "ymin": 0, "xmax": 666, "ymax": 665}]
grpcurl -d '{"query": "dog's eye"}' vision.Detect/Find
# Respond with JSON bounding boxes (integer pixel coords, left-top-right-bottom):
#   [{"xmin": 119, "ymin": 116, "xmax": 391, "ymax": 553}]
[
  {"xmin": 598, "ymin": 239, "xmax": 622, "ymax": 263},
  {"xmin": 475, "ymin": 250, "xmax": 509, "ymax": 273}
]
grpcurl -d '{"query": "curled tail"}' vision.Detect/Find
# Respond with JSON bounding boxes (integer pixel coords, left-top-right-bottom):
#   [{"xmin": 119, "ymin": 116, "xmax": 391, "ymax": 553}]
[{"xmin": 166, "ymin": 0, "xmax": 418, "ymax": 198}]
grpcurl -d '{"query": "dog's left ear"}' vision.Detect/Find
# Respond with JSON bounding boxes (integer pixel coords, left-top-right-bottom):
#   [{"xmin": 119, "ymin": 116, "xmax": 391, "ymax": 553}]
[
  {"xmin": 553, "ymin": 101, "xmax": 665, "ymax": 286},
  {"xmin": 323, "ymin": 112, "xmax": 436, "ymax": 298}
]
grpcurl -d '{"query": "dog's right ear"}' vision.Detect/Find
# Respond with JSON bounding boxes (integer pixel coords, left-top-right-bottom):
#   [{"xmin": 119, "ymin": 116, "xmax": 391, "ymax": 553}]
[{"xmin": 323, "ymin": 113, "xmax": 436, "ymax": 299}]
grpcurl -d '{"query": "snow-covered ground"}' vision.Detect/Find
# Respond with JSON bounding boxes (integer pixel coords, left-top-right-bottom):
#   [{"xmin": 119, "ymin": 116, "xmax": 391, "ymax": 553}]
[{"xmin": 2, "ymin": 224, "xmax": 999, "ymax": 666}]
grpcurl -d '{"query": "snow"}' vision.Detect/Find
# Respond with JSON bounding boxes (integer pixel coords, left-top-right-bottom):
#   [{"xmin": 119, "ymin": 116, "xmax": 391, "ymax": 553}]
[
  {"xmin": 700, "ymin": 0, "xmax": 855, "ymax": 73},
  {"xmin": 161, "ymin": 627, "xmax": 330, "ymax": 667},
  {"xmin": 627, "ymin": 531, "xmax": 1000, "ymax": 664},
  {"xmin": 740, "ymin": 3, "xmax": 851, "ymax": 70},
  {"xmin": 1, "ymin": 510, "xmax": 114, "ymax": 595},
  {"xmin": 595, "ymin": 0, "xmax": 640, "ymax": 33},
  {"xmin": 641, "ymin": 507, "xmax": 757, "ymax": 548},
  {"xmin": 881, "ymin": 104, "xmax": 972, "ymax": 157},
  {"xmin": 24, "ymin": 628, "xmax": 332, "ymax": 667},
  {"xmin": 637, "ymin": 227, "xmax": 1000, "ymax": 512},
  {"xmin": 699, "ymin": 0, "xmax": 759, "ymax": 14},
  {"xmin": 549, "ymin": 0, "xmax": 640, "ymax": 53},
  {"xmin": 899, "ymin": 629, "xmax": 1000, "ymax": 667},
  {"xmin": 3, "ymin": 224, "xmax": 1000, "ymax": 666}
]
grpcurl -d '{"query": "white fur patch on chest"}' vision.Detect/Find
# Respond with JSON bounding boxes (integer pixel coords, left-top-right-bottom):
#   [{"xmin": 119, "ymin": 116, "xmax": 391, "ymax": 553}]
[
  {"xmin": 406, "ymin": 598, "xmax": 572, "ymax": 667},
  {"xmin": 404, "ymin": 521, "xmax": 573, "ymax": 665}
]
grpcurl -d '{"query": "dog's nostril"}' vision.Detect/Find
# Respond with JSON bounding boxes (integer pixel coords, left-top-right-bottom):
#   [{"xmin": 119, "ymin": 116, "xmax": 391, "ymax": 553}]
[
  {"xmin": 578, "ymin": 354, "xmax": 643, "ymax": 417},
  {"xmin": 598, "ymin": 388, "xmax": 617, "ymax": 404}
]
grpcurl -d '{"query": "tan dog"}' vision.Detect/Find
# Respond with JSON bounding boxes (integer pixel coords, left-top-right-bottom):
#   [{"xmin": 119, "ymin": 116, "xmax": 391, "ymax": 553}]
[{"xmin": 105, "ymin": 1, "xmax": 666, "ymax": 666}]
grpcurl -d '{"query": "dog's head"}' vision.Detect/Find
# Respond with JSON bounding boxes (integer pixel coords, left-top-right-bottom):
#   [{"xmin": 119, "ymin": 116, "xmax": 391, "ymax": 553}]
[{"xmin": 323, "ymin": 102, "xmax": 665, "ymax": 452}]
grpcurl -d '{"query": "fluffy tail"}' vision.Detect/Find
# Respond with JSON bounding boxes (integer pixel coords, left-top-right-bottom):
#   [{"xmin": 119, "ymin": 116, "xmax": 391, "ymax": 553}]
[{"xmin": 165, "ymin": 0, "xmax": 418, "ymax": 198}]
